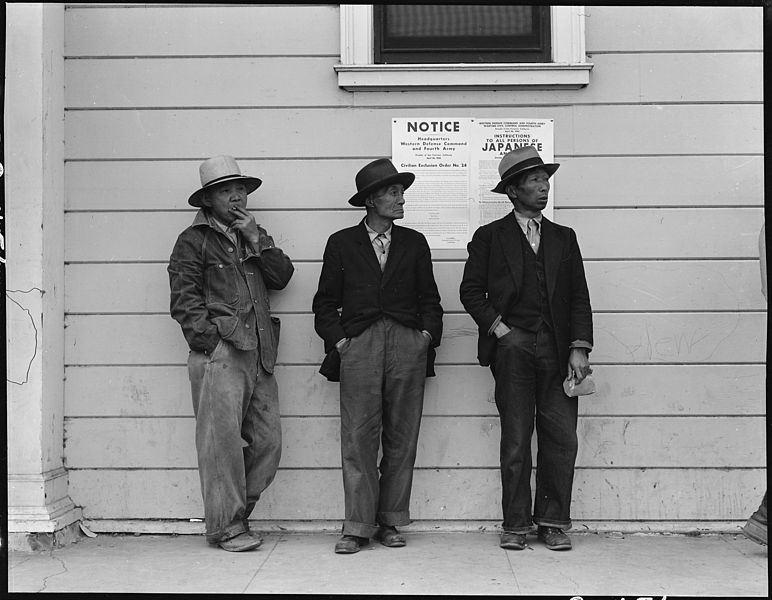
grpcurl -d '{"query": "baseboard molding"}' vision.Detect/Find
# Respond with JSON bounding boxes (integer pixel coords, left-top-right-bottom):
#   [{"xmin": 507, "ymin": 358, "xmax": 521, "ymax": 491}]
[
  {"xmin": 81, "ymin": 519, "xmax": 749, "ymax": 536},
  {"xmin": 8, "ymin": 521, "xmax": 84, "ymax": 552}
]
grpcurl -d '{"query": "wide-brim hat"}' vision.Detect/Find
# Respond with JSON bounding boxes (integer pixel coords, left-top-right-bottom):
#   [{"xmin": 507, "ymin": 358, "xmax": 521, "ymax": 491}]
[
  {"xmin": 348, "ymin": 158, "xmax": 415, "ymax": 207},
  {"xmin": 491, "ymin": 146, "xmax": 559, "ymax": 194},
  {"xmin": 188, "ymin": 155, "xmax": 262, "ymax": 207}
]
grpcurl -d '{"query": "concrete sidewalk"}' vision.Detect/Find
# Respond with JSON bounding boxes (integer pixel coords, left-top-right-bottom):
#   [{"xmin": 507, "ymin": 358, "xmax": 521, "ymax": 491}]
[{"xmin": 7, "ymin": 531, "xmax": 768, "ymax": 596}]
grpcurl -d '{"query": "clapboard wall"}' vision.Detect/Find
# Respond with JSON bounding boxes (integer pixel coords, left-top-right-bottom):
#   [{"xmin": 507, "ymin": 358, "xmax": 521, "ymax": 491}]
[{"xmin": 62, "ymin": 4, "xmax": 766, "ymax": 528}]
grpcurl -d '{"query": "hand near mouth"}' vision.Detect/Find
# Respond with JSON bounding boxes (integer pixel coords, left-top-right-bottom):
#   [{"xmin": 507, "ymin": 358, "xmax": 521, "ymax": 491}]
[{"xmin": 229, "ymin": 205, "xmax": 264, "ymax": 245}]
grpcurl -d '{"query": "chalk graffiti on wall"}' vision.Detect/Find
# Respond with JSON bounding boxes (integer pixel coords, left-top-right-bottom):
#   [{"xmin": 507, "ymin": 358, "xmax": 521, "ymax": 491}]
[
  {"xmin": 7, "ymin": 288, "xmax": 42, "ymax": 385},
  {"xmin": 3, "ymin": 169, "xmax": 42, "ymax": 385}
]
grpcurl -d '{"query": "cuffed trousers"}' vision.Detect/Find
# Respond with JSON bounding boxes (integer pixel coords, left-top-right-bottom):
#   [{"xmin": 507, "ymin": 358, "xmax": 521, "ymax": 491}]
[
  {"xmin": 338, "ymin": 317, "xmax": 430, "ymax": 538},
  {"xmin": 492, "ymin": 324, "xmax": 578, "ymax": 533},
  {"xmin": 188, "ymin": 339, "xmax": 282, "ymax": 544}
]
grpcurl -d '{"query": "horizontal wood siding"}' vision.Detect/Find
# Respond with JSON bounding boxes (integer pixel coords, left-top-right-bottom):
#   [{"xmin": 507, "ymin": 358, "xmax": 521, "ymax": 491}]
[
  {"xmin": 65, "ymin": 105, "xmax": 763, "ymax": 159},
  {"xmin": 65, "ymin": 261, "xmax": 767, "ymax": 313},
  {"xmin": 66, "ymin": 155, "xmax": 765, "ymax": 210},
  {"xmin": 68, "ymin": 468, "xmax": 767, "ymax": 521},
  {"xmin": 64, "ymin": 313, "xmax": 766, "ymax": 366},
  {"xmin": 63, "ymin": 208, "xmax": 764, "ymax": 262},
  {"xmin": 63, "ymin": 5, "xmax": 762, "ymax": 57},
  {"xmin": 65, "ymin": 53, "xmax": 763, "ymax": 108},
  {"xmin": 64, "ymin": 5, "xmax": 340, "ymax": 57},
  {"xmin": 64, "ymin": 365, "xmax": 766, "ymax": 418},
  {"xmin": 64, "ymin": 416, "xmax": 766, "ymax": 469},
  {"xmin": 63, "ymin": 4, "xmax": 765, "ymax": 527}
]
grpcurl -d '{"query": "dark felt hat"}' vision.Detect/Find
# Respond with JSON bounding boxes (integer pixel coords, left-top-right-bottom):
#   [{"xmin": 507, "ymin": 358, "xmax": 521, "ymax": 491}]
[
  {"xmin": 491, "ymin": 146, "xmax": 559, "ymax": 194},
  {"xmin": 348, "ymin": 158, "xmax": 415, "ymax": 207}
]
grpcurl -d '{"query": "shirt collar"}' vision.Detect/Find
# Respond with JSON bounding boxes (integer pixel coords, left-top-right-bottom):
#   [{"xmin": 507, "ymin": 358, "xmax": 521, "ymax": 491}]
[
  {"xmin": 192, "ymin": 208, "xmax": 210, "ymax": 227},
  {"xmin": 192, "ymin": 208, "xmax": 228, "ymax": 231},
  {"xmin": 512, "ymin": 209, "xmax": 542, "ymax": 233},
  {"xmin": 364, "ymin": 219, "xmax": 392, "ymax": 242},
  {"xmin": 197, "ymin": 209, "xmax": 238, "ymax": 242},
  {"xmin": 210, "ymin": 214, "xmax": 229, "ymax": 233}
]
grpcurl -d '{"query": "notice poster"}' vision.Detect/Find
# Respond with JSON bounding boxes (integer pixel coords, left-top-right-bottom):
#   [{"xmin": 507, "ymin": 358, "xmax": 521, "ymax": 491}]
[
  {"xmin": 391, "ymin": 118, "xmax": 472, "ymax": 249},
  {"xmin": 391, "ymin": 118, "xmax": 554, "ymax": 249},
  {"xmin": 470, "ymin": 119, "xmax": 554, "ymax": 228}
]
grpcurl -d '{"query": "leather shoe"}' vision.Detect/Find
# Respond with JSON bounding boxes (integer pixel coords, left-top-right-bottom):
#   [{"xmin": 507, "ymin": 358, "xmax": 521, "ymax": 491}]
[
  {"xmin": 375, "ymin": 526, "xmax": 406, "ymax": 548},
  {"xmin": 334, "ymin": 535, "xmax": 369, "ymax": 554},
  {"xmin": 537, "ymin": 526, "xmax": 572, "ymax": 550},
  {"xmin": 499, "ymin": 531, "xmax": 527, "ymax": 550},
  {"xmin": 245, "ymin": 530, "xmax": 264, "ymax": 545},
  {"xmin": 217, "ymin": 532, "xmax": 262, "ymax": 552}
]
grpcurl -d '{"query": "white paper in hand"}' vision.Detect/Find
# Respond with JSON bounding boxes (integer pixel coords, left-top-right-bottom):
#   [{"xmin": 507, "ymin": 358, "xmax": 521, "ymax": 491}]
[{"xmin": 563, "ymin": 374, "xmax": 596, "ymax": 397}]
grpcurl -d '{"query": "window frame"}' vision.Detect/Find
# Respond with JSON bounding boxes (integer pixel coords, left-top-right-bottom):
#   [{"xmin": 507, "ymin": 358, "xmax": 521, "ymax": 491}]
[
  {"xmin": 373, "ymin": 5, "xmax": 551, "ymax": 65},
  {"xmin": 336, "ymin": 5, "xmax": 593, "ymax": 91}
]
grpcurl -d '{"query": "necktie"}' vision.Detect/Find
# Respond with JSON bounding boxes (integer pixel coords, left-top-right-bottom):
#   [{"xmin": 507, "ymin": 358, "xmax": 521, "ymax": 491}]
[
  {"xmin": 374, "ymin": 233, "xmax": 389, "ymax": 271},
  {"xmin": 527, "ymin": 219, "xmax": 540, "ymax": 254}
]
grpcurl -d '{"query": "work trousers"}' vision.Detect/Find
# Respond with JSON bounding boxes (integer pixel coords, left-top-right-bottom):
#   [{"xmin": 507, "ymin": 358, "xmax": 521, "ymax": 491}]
[
  {"xmin": 188, "ymin": 339, "xmax": 282, "ymax": 544},
  {"xmin": 338, "ymin": 317, "xmax": 430, "ymax": 538},
  {"xmin": 492, "ymin": 324, "xmax": 578, "ymax": 534}
]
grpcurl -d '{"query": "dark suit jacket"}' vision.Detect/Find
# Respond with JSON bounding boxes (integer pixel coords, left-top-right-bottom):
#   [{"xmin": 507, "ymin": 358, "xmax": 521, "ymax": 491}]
[
  {"xmin": 459, "ymin": 212, "xmax": 593, "ymax": 370},
  {"xmin": 313, "ymin": 219, "xmax": 444, "ymax": 381}
]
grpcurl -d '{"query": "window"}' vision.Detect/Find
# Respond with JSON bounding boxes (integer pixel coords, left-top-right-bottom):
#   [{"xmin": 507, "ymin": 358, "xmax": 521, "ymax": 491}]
[
  {"xmin": 374, "ymin": 5, "xmax": 550, "ymax": 64},
  {"xmin": 336, "ymin": 5, "xmax": 592, "ymax": 91}
]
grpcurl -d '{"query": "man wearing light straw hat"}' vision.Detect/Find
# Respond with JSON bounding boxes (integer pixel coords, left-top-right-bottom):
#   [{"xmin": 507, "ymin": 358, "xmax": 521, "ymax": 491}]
[
  {"xmin": 168, "ymin": 155, "xmax": 294, "ymax": 552},
  {"xmin": 460, "ymin": 146, "xmax": 593, "ymax": 552}
]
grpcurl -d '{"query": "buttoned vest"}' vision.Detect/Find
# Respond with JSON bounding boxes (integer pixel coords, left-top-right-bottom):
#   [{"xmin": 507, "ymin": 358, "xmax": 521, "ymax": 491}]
[{"xmin": 504, "ymin": 227, "xmax": 553, "ymax": 332}]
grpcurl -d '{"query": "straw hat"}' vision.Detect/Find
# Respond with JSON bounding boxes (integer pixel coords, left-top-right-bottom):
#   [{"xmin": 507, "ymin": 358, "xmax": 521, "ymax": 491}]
[{"xmin": 188, "ymin": 155, "xmax": 262, "ymax": 207}]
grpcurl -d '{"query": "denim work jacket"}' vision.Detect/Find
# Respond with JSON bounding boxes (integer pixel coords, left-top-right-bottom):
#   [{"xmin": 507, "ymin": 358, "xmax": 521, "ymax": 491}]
[{"xmin": 168, "ymin": 209, "xmax": 294, "ymax": 373}]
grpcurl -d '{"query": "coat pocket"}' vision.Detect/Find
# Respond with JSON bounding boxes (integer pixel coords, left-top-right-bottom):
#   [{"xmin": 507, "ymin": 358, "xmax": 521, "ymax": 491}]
[
  {"xmin": 270, "ymin": 315, "xmax": 281, "ymax": 346},
  {"xmin": 204, "ymin": 263, "xmax": 240, "ymax": 306}
]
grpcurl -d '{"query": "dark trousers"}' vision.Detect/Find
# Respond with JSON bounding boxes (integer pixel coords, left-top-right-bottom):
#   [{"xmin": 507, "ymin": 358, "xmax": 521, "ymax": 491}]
[
  {"xmin": 188, "ymin": 339, "xmax": 282, "ymax": 544},
  {"xmin": 492, "ymin": 324, "xmax": 578, "ymax": 533},
  {"xmin": 750, "ymin": 492, "xmax": 767, "ymax": 522},
  {"xmin": 338, "ymin": 317, "xmax": 430, "ymax": 538}
]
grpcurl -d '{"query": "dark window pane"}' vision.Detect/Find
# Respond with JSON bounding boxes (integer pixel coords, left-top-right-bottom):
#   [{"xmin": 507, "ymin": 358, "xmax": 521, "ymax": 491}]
[
  {"xmin": 386, "ymin": 5, "xmax": 535, "ymax": 39},
  {"xmin": 375, "ymin": 5, "xmax": 550, "ymax": 64}
]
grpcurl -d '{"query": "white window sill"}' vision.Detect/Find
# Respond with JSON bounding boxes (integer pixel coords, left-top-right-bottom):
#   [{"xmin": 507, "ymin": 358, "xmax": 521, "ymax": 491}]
[{"xmin": 334, "ymin": 62, "xmax": 593, "ymax": 91}]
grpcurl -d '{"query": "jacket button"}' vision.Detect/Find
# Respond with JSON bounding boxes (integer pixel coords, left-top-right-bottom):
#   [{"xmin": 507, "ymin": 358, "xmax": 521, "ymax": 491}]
[
  {"xmin": 218, "ymin": 264, "xmax": 223, "ymax": 268},
  {"xmin": 227, "ymin": 247, "xmax": 234, "ymax": 253},
  {"xmin": 245, "ymin": 324, "xmax": 250, "ymax": 329}
]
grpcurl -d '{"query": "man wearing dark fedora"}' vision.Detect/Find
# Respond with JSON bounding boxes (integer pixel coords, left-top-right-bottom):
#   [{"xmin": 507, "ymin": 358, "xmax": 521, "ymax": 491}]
[
  {"xmin": 459, "ymin": 146, "xmax": 593, "ymax": 551},
  {"xmin": 168, "ymin": 155, "xmax": 294, "ymax": 551},
  {"xmin": 312, "ymin": 158, "xmax": 443, "ymax": 554}
]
